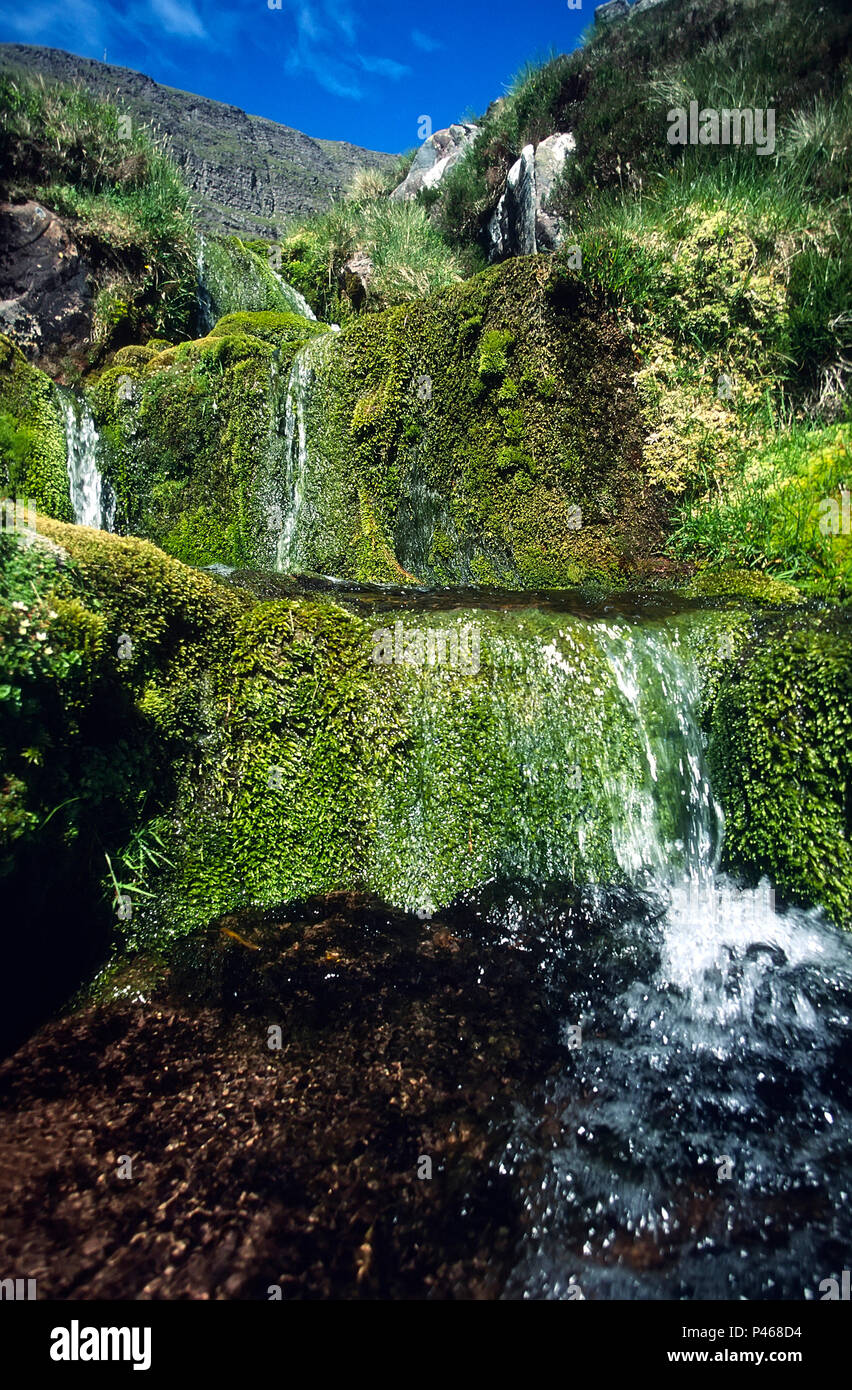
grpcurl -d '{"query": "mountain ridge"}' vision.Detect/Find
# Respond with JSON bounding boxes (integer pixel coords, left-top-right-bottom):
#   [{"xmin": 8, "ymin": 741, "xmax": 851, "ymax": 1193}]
[{"xmin": 0, "ymin": 43, "xmax": 399, "ymax": 239}]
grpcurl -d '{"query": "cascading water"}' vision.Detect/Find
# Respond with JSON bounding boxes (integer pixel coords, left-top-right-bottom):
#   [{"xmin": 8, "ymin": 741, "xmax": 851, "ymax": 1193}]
[
  {"xmin": 307, "ymin": 585, "xmax": 852, "ymax": 1299},
  {"xmin": 458, "ymin": 615, "xmax": 852, "ymax": 1301},
  {"xmin": 59, "ymin": 391, "xmax": 115, "ymax": 531},
  {"xmin": 274, "ymin": 331, "xmax": 335, "ymax": 572}
]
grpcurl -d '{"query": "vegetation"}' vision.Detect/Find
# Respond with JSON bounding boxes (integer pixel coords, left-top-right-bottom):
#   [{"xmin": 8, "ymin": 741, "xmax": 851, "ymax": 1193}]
[
  {"xmin": 0, "ymin": 73, "xmax": 198, "ymax": 348},
  {"xmin": 415, "ymin": 0, "xmax": 852, "ymax": 590},
  {"xmin": 278, "ymin": 177, "xmax": 464, "ymax": 321},
  {"xmin": 87, "ymin": 312, "xmax": 330, "ymax": 568},
  {"xmin": 0, "ymin": 335, "xmax": 71, "ymax": 519}
]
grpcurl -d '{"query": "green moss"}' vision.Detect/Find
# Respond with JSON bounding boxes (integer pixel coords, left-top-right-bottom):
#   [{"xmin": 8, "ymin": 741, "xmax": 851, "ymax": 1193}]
[
  {"xmin": 706, "ymin": 617, "xmax": 852, "ymax": 925},
  {"xmin": 206, "ymin": 311, "xmax": 327, "ymax": 347},
  {"xmin": 199, "ymin": 236, "xmax": 314, "ymax": 319},
  {"xmin": 86, "ymin": 317, "xmax": 332, "ymax": 568},
  {"xmin": 477, "ymin": 329, "xmax": 515, "ymax": 383},
  {"xmin": 687, "ymin": 567, "xmax": 805, "ymax": 605},
  {"xmin": 282, "ymin": 257, "xmax": 647, "ymax": 587},
  {"xmin": 112, "ymin": 345, "xmax": 157, "ymax": 368},
  {"xmin": 0, "ymin": 336, "xmax": 71, "ymax": 520}
]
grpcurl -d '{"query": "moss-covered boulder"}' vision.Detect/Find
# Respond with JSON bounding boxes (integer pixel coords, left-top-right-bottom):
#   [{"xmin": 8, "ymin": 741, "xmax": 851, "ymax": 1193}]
[
  {"xmin": 283, "ymin": 256, "xmax": 654, "ymax": 586},
  {"xmin": 705, "ymin": 614, "xmax": 852, "ymax": 926},
  {"xmin": 198, "ymin": 236, "xmax": 317, "ymax": 323},
  {"xmin": 86, "ymin": 313, "xmax": 330, "ymax": 568},
  {"xmin": 0, "ymin": 335, "xmax": 71, "ymax": 520}
]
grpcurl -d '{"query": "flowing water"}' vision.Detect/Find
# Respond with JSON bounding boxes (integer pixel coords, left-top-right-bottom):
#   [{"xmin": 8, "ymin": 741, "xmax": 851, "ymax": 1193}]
[
  {"xmin": 220, "ymin": 571, "xmax": 851, "ymax": 1298},
  {"xmin": 274, "ymin": 332, "xmax": 336, "ymax": 571},
  {"xmin": 59, "ymin": 391, "xmax": 115, "ymax": 530}
]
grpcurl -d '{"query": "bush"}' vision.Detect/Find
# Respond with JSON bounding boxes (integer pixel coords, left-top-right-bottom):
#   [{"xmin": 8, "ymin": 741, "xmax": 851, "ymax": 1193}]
[{"xmin": 279, "ymin": 197, "xmax": 464, "ymax": 319}]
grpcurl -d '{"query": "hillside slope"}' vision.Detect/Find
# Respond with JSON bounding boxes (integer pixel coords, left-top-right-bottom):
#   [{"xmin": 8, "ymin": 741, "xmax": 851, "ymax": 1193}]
[{"xmin": 0, "ymin": 44, "xmax": 398, "ymax": 238}]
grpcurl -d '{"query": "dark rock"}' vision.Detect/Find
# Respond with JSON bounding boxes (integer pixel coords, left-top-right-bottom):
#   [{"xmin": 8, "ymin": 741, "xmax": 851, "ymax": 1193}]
[{"xmin": 0, "ymin": 200, "xmax": 92, "ymax": 377}]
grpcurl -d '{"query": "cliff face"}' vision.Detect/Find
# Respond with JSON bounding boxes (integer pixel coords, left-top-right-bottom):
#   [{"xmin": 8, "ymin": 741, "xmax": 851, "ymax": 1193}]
[{"xmin": 0, "ymin": 44, "xmax": 398, "ymax": 238}]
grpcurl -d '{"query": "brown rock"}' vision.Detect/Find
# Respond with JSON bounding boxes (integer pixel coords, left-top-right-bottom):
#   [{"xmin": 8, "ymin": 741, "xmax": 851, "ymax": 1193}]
[{"xmin": 0, "ymin": 200, "xmax": 93, "ymax": 378}]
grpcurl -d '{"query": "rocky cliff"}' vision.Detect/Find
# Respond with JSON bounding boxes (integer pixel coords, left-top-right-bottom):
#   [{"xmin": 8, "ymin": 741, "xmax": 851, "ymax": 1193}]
[{"xmin": 0, "ymin": 44, "xmax": 398, "ymax": 239}]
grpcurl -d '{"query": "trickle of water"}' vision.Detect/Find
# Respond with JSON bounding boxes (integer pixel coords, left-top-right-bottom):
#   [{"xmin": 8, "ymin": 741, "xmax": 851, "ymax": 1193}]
[
  {"xmin": 59, "ymin": 392, "xmax": 115, "ymax": 530},
  {"xmin": 274, "ymin": 333, "xmax": 333, "ymax": 572}
]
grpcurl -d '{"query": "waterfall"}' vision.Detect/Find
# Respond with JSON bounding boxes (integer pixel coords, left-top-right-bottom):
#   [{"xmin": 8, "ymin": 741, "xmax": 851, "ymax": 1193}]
[
  {"xmin": 195, "ymin": 235, "xmax": 217, "ymax": 336},
  {"xmin": 268, "ymin": 266, "xmax": 317, "ymax": 322},
  {"xmin": 59, "ymin": 392, "xmax": 115, "ymax": 531},
  {"xmin": 366, "ymin": 608, "xmax": 728, "ymax": 912},
  {"xmin": 594, "ymin": 621, "xmax": 723, "ymax": 885},
  {"xmin": 274, "ymin": 332, "xmax": 335, "ymax": 572}
]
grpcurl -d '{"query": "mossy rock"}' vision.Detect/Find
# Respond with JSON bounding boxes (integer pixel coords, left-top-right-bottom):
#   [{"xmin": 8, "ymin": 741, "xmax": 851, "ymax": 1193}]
[
  {"xmin": 207, "ymin": 311, "xmax": 327, "ymax": 347},
  {"xmin": 112, "ymin": 345, "xmax": 157, "ymax": 368},
  {"xmin": 280, "ymin": 256, "xmax": 654, "ymax": 586},
  {"xmin": 687, "ymin": 567, "xmax": 805, "ymax": 606},
  {"xmin": 0, "ymin": 335, "xmax": 71, "ymax": 521},
  {"xmin": 86, "ymin": 317, "xmax": 332, "ymax": 568},
  {"xmin": 706, "ymin": 615, "xmax": 852, "ymax": 926}
]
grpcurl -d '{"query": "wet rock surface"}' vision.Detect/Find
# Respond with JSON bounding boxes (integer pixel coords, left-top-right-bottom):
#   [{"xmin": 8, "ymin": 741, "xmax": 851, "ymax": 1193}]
[{"xmin": 0, "ymin": 891, "xmax": 568, "ymax": 1299}]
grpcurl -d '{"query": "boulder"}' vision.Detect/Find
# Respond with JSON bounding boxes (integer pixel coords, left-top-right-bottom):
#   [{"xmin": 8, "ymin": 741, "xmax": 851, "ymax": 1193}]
[
  {"xmin": 534, "ymin": 133, "xmax": 576, "ymax": 251},
  {"xmin": 487, "ymin": 134, "xmax": 575, "ymax": 261},
  {"xmin": 337, "ymin": 250, "xmax": 374, "ymax": 310},
  {"xmin": 633, "ymin": 0, "xmax": 669, "ymax": 11},
  {"xmin": 390, "ymin": 123, "xmax": 479, "ymax": 201},
  {"xmin": 0, "ymin": 201, "xmax": 93, "ymax": 379}
]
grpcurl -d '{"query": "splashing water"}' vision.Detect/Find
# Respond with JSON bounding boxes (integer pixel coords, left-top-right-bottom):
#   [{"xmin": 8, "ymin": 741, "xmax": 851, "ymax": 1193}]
[
  {"xmin": 60, "ymin": 392, "xmax": 115, "ymax": 530},
  {"xmin": 302, "ymin": 585, "xmax": 851, "ymax": 1299}
]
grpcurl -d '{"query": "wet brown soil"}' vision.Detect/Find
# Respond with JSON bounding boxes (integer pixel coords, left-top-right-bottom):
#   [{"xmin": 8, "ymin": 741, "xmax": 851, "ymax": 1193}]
[{"xmin": 0, "ymin": 892, "xmax": 567, "ymax": 1300}]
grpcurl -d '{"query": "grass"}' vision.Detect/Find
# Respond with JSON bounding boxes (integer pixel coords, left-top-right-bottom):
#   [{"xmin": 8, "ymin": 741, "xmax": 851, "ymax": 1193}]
[
  {"xmin": 669, "ymin": 421, "xmax": 852, "ymax": 596},
  {"xmin": 0, "ymin": 73, "xmax": 198, "ymax": 346},
  {"xmin": 431, "ymin": 0, "xmax": 852, "ymax": 250},
  {"xmin": 279, "ymin": 188, "xmax": 465, "ymax": 320}
]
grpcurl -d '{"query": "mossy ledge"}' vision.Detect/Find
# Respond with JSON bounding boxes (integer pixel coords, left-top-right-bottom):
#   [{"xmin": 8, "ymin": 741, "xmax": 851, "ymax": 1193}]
[{"xmin": 2, "ymin": 518, "xmax": 849, "ymax": 1054}]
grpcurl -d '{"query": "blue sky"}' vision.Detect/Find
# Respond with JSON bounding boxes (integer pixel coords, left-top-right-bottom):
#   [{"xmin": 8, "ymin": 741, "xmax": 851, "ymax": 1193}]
[{"xmin": 0, "ymin": 0, "xmax": 592, "ymax": 152}]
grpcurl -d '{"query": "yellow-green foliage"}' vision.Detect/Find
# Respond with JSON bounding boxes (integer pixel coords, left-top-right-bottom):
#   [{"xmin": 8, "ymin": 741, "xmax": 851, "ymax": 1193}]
[
  {"xmin": 0, "ymin": 336, "xmax": 71, "ymax": 519},
  {"xmin": 672, "ymin": 424, "xmax": 852, "ymax": 596}
]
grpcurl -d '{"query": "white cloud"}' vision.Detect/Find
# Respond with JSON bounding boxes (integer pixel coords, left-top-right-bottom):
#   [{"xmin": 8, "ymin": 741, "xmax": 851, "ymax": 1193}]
[
  {"xmin": 411, "ymin": 29, "xmax": 442, "ymax": 53},
  {"xmin": 358, "ymin": 55, "xmax": 410, "ymax": 80},
  {"xmin": 148, "ymin": 0, "xmax": 208, "ymax": 41}
]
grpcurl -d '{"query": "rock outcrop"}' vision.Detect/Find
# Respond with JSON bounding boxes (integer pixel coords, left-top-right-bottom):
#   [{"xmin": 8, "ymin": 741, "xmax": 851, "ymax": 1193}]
[
  {"xmin": 487, "ymin": 134, "xmax": 576, "ymax": 261},
  {"xmin": 390, "ymin": 123, "xmax": 479, "ymax": 201},
  {"xmin": 0, "ymin": 201, "xmax": 93, "ymax": 377},
  {"xmin": 595, "ymin": 0, "xmax": 630, "ymax": 21},
  {"xmin": 0, "ymin": 45, "xmax": 398, "ymax": 240}
]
